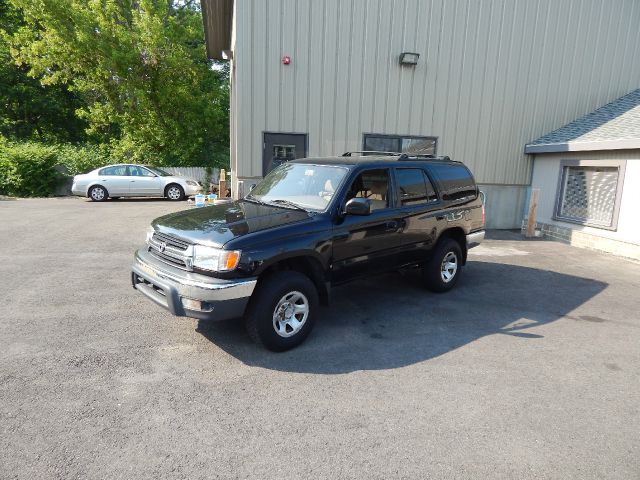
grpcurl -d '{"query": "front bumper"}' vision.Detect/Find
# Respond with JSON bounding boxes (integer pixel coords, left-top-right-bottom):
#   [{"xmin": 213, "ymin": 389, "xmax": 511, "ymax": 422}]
[
  {"xmin": 184, "ymin": 183, "xmax": 204, "ymax": 196},
  {"xmin": 131, "ymin": 248, "xmax": 257, "ymax": 321},
  {"xmin": 466, "ymin": 230, "xmax": 485, "ymax": 249}
]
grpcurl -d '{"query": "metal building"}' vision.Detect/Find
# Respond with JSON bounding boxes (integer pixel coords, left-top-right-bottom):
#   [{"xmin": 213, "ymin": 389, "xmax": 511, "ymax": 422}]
[{"xmin": 201, "ymin": 0, "xmax": 640, "ymax": 228}]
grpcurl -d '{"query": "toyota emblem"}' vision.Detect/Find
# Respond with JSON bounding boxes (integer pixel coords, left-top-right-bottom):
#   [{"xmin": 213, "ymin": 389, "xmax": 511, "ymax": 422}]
[{"xmin": 159, "ymin": 241, "xmax": 166, "ymax": 253}]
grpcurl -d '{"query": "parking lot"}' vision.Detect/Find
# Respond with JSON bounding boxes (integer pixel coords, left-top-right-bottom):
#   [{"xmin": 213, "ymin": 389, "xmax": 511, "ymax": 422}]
[{"xmin": 1, "ymin": 197, "xmax": 639, "ymax": 479}]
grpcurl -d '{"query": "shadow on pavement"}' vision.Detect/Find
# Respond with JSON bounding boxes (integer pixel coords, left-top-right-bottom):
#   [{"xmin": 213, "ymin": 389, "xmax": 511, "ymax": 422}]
[{"xmin": 196, "ymin": 261, "xmax": 607, "ymax": 374}]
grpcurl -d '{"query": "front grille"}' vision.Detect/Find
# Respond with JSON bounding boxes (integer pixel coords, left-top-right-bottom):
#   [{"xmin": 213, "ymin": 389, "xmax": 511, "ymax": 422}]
[
  {"xmin": 153, "ymin": 231, "xmax": 190, "ymax": 250},
  {"xmin": 148, "ymin": 232, "xmax": 193, "ymax": 270}
]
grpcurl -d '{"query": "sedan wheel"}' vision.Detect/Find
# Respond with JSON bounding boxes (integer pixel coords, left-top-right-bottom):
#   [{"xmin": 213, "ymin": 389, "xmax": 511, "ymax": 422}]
[
  {"xmin": 166, "ymin": 185, "xmax": 184, "ymax": 201},
  {"xmin": 89, "ymin": 185, "xmax": 107, "ymax": 202}
]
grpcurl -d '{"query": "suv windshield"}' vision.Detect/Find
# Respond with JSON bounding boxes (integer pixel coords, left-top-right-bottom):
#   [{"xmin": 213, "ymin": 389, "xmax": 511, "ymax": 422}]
[
  {"xmin": 247, "ymin": 163, "xmax": 349, "ymax": 211},
  {"xmin": 144, "ymin": 166, "xmax": 171, "ymax": 176}
]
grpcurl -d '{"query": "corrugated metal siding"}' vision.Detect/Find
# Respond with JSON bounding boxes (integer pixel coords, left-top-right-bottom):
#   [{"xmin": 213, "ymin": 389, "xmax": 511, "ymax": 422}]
[{"xmin": 232, "ymin": 0, "xmax": 640, "ymax": 184}]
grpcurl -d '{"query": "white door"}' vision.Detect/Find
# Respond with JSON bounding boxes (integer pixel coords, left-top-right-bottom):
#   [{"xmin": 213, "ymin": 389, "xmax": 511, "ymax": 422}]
[
  {"xmin": 97, "ymin": 165, "xmax": 131, "ymax": 195},
  {"xmin": 128, "ymin": 165, "xmax": 163, "ymax": 196}
]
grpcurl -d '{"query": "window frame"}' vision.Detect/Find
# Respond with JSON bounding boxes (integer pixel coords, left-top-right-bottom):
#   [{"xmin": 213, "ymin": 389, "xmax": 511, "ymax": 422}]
[
  {"xmin": 99, "ymin": 165, "xmax": 130, "ymax": 176},
  {"xmin": 393, "ymin": 167, "xmax": 439, "ymax": 206},
  {"xmin": 425, "ymin": 163, "xmax": 478, "ymax": 204},
  {"xmin": 340, "ymin": 167, "xmax": 396, "ymax": 212},
  {"xmin": 129, "ymin": 165, "xmax": 157, "ymax": 177},
  {"xmin": 553, "ymin": 159, "xmax": 626, "ymax": 231},
  {"xmin": 362, "ymin": 133, "xmax": 438, "ymax": 155}
]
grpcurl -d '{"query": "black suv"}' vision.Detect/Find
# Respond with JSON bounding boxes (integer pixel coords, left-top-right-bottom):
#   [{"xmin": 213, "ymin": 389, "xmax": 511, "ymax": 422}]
[{"xmin": 132, "ymin": 153, "xmax": 485, "ymax": 351}]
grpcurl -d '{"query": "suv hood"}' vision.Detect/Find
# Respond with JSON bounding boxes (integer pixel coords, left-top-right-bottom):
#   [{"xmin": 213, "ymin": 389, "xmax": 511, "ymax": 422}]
[{"xmin": 152, "ymin": 200, "xmax": 311, "ymax": 247}]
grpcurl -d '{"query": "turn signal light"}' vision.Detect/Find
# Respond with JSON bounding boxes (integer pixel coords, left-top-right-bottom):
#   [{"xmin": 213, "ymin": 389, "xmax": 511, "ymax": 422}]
[{"xmin": 225, "ymin": 251, "xmax": 240, "ymax": 271}]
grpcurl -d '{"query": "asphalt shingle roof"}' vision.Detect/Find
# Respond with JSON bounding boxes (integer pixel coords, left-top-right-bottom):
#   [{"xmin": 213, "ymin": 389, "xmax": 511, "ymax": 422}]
[{"xmin": 525, "ymin": 89, "xmax": 640, "ymax": 153}]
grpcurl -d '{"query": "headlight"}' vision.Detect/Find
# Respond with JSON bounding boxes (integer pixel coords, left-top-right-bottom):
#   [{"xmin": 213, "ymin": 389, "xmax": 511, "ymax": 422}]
[
  {"xmin": 145, "ymin": 226, "xmax": 155, "ymax": 244},
  {"xmin": 193, "ymin": 245, "xmax": 241, "ymax": 272},
  {"xmin": 186, "ymin": 180, "xmax": 197, "ymax": 186}
]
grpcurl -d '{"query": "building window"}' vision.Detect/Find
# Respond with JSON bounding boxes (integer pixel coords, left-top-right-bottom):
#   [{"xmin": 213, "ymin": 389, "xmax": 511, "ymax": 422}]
[
  {"xmin": 363, "ymin": 134, "xmax": 437, "ymax": 155},
  {"xmin": 554, "ymin": 160, "xmax": 626, "ymax": 230}
]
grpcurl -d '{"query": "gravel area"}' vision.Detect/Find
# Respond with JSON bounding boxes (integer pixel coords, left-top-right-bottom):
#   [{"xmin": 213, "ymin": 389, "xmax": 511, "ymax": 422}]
[{"xmin": 1, "ymin": 197, "xmax": 639, "ymax": 479}]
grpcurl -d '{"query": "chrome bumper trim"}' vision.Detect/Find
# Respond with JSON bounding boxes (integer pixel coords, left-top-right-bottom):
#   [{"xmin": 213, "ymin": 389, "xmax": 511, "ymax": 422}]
[
  {"xmin": 466, "ymin": 230, "xmax": 485, "ymax": 248},
  {"xmin": 133, "ymin": 249, "xmax": 256, "ymax": 295}
]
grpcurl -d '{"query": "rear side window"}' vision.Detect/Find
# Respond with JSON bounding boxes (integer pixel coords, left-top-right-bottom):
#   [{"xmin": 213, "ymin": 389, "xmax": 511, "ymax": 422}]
[
  {"xmin": 395, "ymin": 168, "xmax": 438, "ymax": 205},
  {"xmin": 99, "ymin": 165, "xmax": 128, "ymax": 176},
  {"xmin": 427, "ymin": 164, "xmax": 477, "ymax": 201}
]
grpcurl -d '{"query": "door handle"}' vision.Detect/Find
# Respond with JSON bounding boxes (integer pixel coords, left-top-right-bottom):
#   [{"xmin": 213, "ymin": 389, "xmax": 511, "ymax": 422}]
[
  {"xmin": 130, "ymin": 180, "xmax": 136, "ymax": 182},
  {"xmin": 385, "ymin": 221, "xmax": 399, "ymax": 231}
]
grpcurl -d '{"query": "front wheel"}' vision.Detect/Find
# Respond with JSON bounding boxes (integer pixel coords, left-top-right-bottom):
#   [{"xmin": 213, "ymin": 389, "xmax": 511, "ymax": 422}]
[
  {"xmin": 245, "ymin": 271, "xmax": 319, "ymax": 351},
  {"xmin": 422, "ymin": 238, "xmax": 463, "ymax": 292},
  {"xmin": 165, "ymin": 184, "xmax": 185, "ymax": 201}
]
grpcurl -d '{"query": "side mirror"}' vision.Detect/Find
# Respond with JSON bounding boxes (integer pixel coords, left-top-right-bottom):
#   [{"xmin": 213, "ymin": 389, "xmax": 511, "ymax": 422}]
[
  {"xmin": 249, "ymin": 183, "xmax": 257, "ymax": 192},
  {"xmin": 344, "ymin": 197, "xmax": 371, "ymax": 216}
]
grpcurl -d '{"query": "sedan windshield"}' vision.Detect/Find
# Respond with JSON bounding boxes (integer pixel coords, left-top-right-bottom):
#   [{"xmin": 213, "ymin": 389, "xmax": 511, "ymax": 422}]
[
  {"xmin": 247, "ymin": 163, "xmax": 349, "ymax": 212},
  {"xmin": 144, "ymin": 166, "xmax": 171, "ymax": 176}
]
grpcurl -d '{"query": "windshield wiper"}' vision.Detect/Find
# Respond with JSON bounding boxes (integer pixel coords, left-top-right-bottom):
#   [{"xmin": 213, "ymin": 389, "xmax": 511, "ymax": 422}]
[
  {"xmin": 243, "ymin": 195, "xmax": 271, "ymax": 206},
  {"xmin": 264, "ymin": 199, "xmax": 308, "ymax": 211}
]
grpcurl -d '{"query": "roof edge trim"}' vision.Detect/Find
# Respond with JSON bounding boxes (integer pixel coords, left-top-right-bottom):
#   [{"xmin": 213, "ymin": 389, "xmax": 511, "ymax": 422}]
[{"xmin": 525, "ymin": 138, "xmax": 640, "ymax": 154}]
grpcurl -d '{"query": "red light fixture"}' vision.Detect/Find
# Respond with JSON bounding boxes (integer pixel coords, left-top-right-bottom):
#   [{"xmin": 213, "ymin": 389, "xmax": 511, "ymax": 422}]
[{"xmin": 282, "ymin": 55, "xmax": 291, "ymax": 65}]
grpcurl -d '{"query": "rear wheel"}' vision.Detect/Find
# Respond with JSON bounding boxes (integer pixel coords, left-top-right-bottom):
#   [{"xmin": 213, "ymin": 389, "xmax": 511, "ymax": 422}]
[
  {"xmin": 165, "ymin": 184, "xmax": 184, "ymax": 201},
  {"xmin": 89, "ymin": 185, "xmax": 108, "ymax": 202},
  {"xmin": 422, "ymin": 238, "xmax": 463, "ymax": 292},
  {"xmin": 245, "ymin": 271, "xmax": 318, "ymax": 351}
]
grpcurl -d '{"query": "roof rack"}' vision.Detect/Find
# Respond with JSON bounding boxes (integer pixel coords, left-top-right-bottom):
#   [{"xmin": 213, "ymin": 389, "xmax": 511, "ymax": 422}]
[
  {"xmin": 341, "ymin": 151, "xmax": 400, "ymax": 157},
  {"xmin": 398, "ymin": 153, "xmax": 451, "ymax": 161}
]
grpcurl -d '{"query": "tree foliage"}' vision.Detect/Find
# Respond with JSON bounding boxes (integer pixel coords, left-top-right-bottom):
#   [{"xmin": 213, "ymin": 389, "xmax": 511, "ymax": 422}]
[
  {"xmin": 5, "ymin": 0, "xmax": 229, "ymax": 167},
  {"xmin": 0, "ymin": 0, "xmax": 87, "ymax": 142}
]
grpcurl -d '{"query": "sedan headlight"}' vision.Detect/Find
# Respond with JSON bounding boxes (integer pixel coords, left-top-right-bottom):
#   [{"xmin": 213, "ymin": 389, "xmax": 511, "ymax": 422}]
[
  {"xmin": 193, "ymin": 245, "xmax": 241, "ymax": 272},
  {"xmin": 186, "ymin": 180, "xmax": 198, "ymax": 186},
  {"xmin": 145, "ymin": 226, "xmax": 155, "ymax": 244}
]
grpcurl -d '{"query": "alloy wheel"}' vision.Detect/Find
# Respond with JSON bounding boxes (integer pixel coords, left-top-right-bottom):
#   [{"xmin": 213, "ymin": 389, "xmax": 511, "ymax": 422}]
[
  {"xmin": 272, "ymin": 290, "xmax": 310, "ymax": 338},
  {"xmin": 91, "ymin": 187, "xmax": 105, "ymax": 201},
  {"xmin": 440, "ymin": 251, "xmax": 458, "ymax": 283},
  {"xmin": 167, "ymin": 186, "xmax": 182, "ymax": 200}
]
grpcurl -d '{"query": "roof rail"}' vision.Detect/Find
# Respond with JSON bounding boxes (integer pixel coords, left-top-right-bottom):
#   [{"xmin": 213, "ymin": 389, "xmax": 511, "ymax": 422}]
[
  {"xmin": 398, "ymin": 153, "xmax": 451, "ymax": 161},
  {"xmin": 341, "ymin": 151, "xmax": 400, "ymax": 157}
]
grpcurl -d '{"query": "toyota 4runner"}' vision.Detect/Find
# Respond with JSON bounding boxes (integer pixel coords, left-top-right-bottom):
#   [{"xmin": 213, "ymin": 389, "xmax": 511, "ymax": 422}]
[{"xmin": 131, "ymin": 152, "xmax": 485, "ymax": 351}]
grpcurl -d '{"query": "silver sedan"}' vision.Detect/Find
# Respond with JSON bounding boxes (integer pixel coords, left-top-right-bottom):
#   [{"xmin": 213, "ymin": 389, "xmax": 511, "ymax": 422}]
[{"xmin": 71, "ymin": 164, "xmax": 204, "ymax": 201}]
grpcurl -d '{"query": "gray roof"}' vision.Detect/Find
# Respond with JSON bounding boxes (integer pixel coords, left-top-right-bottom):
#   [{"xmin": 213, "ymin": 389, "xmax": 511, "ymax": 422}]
[{"xmin": 525, "ymin": 89, "xmax": 640, "ymax": 153}]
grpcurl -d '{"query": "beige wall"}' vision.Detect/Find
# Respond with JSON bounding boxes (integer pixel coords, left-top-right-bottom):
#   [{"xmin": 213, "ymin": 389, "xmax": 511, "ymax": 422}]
[
  {"xmin": 229, "ymin": 0, "xmax": 640, "ymax": 226},
  {"xmin": 530, "ymin": 150, "xmax": 640, "ymax": 248}
]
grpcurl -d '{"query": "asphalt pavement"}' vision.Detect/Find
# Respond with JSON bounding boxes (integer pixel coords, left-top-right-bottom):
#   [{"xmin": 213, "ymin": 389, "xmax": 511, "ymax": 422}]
[{"xmin": 1, "ymin": 197, "xmax": 639, "ymax": 479}]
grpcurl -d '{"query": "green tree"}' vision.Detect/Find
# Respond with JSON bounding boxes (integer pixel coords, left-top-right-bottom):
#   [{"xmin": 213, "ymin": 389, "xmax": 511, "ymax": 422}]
[
  {"xmin": 0, "ymin": 0, "xmax": 87, "ymax": 142},
  {"xmin": 7, "ymin": 0, "xmax": 229, "ymax": 167}
]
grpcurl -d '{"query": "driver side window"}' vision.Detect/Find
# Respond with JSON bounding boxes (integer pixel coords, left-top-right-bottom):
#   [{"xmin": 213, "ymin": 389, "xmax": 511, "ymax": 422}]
[
  {"xmin": 129, "ymin": 165, "xmax": 155, "ymax": 177},
  {"xmin": 345, "ymin": 169, "xmax": 391, "ymax": 211}
]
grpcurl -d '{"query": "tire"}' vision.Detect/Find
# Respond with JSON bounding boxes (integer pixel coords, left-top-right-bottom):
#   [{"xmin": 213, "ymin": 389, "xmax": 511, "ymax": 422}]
[
  {"xmin": 89, "ymin": 185, "xmax": 108, "ymax": 202},
  {"xmin": 165, "ymin": 184, "xmax": 185, "ymax": 201},
  {"xmin": 422, "ymin": 238, "xmax": 463, "ymax": 293},
  {"xmin": 245, "ymin": 271, "xmax": 319, "ymax": 351}
]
